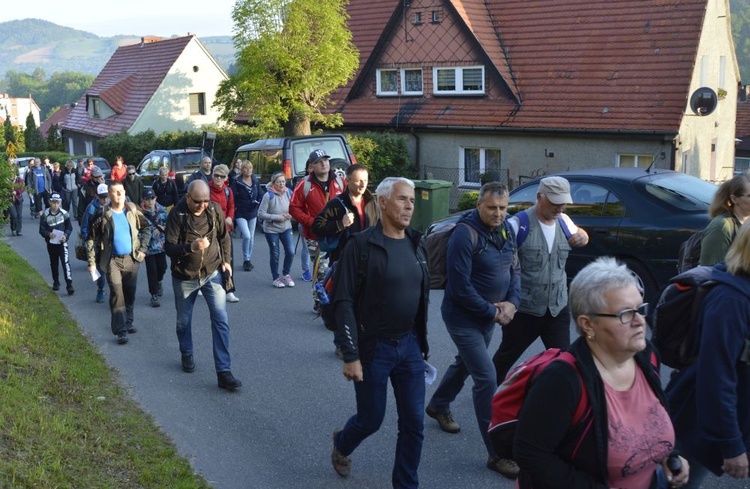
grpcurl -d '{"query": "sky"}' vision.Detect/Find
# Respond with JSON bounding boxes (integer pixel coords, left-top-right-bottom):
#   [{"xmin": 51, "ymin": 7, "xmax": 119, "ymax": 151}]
[{"xmin": 3, "ymin": 0, "xmax": 237, "ymax": 38}]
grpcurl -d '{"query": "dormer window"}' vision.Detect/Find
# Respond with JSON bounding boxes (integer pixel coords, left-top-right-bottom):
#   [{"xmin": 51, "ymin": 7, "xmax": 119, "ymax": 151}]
[
  {"xmin": 377, "ymin": 68, "xmax": 423, "ymax": 96},
  {"xmin": 433, "ymin": 66, "xmax": 485, "ymax": 95},
  {"xmin": 92, "ymin": 98, "xmax": 101, "ymax": 119}
]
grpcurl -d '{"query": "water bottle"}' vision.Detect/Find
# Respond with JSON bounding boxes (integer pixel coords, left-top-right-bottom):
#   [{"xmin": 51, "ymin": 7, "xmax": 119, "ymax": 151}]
[{"xmin": 315, "ymin": 282, "xmax": 330, "ymax": 305}]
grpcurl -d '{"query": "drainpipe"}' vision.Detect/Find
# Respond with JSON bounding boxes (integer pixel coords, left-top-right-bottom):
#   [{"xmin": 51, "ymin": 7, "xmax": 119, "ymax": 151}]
[{"xmin": 410, "ymin": 128, "xmax": 421, "ymax": 178}]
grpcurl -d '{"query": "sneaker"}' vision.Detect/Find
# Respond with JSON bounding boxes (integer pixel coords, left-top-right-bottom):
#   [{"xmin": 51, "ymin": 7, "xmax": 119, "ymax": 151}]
[
  {"xmin": 426, "ymin": 405, "xmax": 461, "ymax": 433},
  {"xmin": 226, "ymin": 292, "xmax": 240, "ymax": 303},
  {"xmin": 247, "ymin": 261, "xmax": 254, "ymax": 271},
  {"xmin": 117, "ymin": 332, "xmax": 128, "ymax": 345},
  {"xmin": 217, "ymin": 371, "xmax": 242, "ymax": 391},
  {"xmin": 127, "ymin": 325, "xmax": 137, "ymax": 334},
  {"xmin": 301, "ymin": 269, "xmax": 313, "ymax": 282},
  {"xmin": 331, "ymin": 430, "xmax": 351, "ymax": 477},
  {"xmin": 487, "ymin": 457, "xmax": 520, "ymax": 479},
  {"xmin": 66, "ymin": 283, "xmax": 75, "ymax": 295},
  {"xmin": 96, "ymin": 288, "xmax": 105, "ymax": 303},
  {"xmin": 282, "ymin": 275, "xmax": 295, "ymax": 287},
  {"xmin": 313, "ymin": 301, "xmax": 321, "ymax": 313},
  {"xmin": 52, "ymin": 282, "xmax": 60, "ymax": 291},
  {"xmin": 181, "ymin": 354, "xmax": 195, "ymax": 373},
  {"xmin": 243, "ymin": 260, "xmax": 252, "ymax": 271},
  {"xmin": 157, "ymin": 282, "xmax": 163, "ymax": 297},
  {"xmin": 150, "ymin": 294, "xmax": 160, "ymax": 307},
  {"xmin": 16, "ymin": 231, "xmax": 22, "ymax": 236},
  {"xmin": 273, "ymin": 278, "xmax": 286, "ymax": 288}
]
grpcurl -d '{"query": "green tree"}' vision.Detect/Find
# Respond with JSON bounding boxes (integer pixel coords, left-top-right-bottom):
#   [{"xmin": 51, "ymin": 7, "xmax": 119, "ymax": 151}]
[
  {"xmin": 46, "ymin": 123, "xmax": 63, "ymax": 152},
  {"xmin": 216, "ymin": 0, "xmax": 359, "ymax": 136},
  {"xmin": 4, "ymin": 114, "xmax": 16, "ymax": 146},
  {"xmin": 24, "ymin": 112, "xmax": 46, "ymax": 152},
  {"xmin": 5, "ymin": 69, "xmax": 93, "ymax": 119}
]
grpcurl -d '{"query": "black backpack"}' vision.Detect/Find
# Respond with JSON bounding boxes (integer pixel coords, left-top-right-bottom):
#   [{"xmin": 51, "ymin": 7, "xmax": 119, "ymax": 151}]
[
  {"xmin": 676, "ymin": 230, "xmax": 706, "ymax": 274},
  {"xmin": 425, "ymin": 222, "xmax": 478, "ymax": 290},
  {"xmin": 651, "ymin": 266, "xmax": 717, "ymax": 369}
]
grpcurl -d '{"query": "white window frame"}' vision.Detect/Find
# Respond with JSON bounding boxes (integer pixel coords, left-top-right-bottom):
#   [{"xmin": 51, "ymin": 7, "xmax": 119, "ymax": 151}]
[
  {"xmin": 401, "ymin": 68, "xmax": 423, "ymax": 95},
  {"xmin": 458, "ymin": 146, "xmax": 502, "ymax": 187},
  {"xmin": 376, "ymin": 69, "xmax": 398, "ymax": 96},
  {"xmin": 616, "ymin": 154, "xmax": 654, "ymax": 168},
  {"xmin": 377, "ymin": 68, "xmax": 423, "ymax": 96},
  {"xmin": 433, "ymin": 66, "xmax": 485, "ymax": 95},
  {"xmin": 413, "ymin": 12, "xmax": 422, "ymax": 25}
]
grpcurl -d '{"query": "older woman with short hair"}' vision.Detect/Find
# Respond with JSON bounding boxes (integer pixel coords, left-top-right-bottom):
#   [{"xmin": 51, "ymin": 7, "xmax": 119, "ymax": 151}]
[
  {"xmin": 514, "ymin": 257, "xmax": 689, "ymax": 488},
  {"xmin": 258, "ymin": 172, "xmax": 295, "ymax": 288}
]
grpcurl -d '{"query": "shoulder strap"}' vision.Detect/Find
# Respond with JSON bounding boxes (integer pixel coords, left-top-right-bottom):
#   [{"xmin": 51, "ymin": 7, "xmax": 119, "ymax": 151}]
[
  {"xmin": 557, "ymin": 215, "xmax": 573, "ymax": 239},
  {"xmin": 303, "ymin": 179, "xmax": 311, "ymax": 198},
  {"xmin": 515, "ymin": 211, "xmax": 530, "ymax": 246},
  {"xmin": 457, "ymin": 222, "xmax": 479, "ymax": 253}
]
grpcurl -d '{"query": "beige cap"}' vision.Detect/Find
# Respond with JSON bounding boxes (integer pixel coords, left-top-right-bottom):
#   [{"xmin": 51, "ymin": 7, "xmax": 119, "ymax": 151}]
[{"xmin": 538, "ymin": 176, "xmax": 572, "ymax": 205}]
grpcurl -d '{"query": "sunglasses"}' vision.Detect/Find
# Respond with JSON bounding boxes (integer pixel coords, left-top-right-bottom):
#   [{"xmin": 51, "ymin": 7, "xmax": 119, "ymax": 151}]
[
  {"xmin": 188, "ymin": 195, "xmax": 210, "ymax": 204},
  {"xmin": 213, "ymin": 174, "xmax": 227, "ymax": 179}
]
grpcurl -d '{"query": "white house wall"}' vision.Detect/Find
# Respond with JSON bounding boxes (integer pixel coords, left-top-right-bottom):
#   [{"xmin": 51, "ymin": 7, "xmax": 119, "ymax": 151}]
[
  {"xmin": 676, "ymin": 0, "xmax": 740, "ymax": 183},
  {"xmin": 129, "ymin": 38, "xmax": 227, "ymax": 135}
]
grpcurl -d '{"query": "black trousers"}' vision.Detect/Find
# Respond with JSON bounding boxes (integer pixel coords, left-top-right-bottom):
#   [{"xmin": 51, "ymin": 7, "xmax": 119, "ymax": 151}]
[
  {"xmin": 144, "ymin": 253, "xmax": 167, "ymax": 295},
  {"xmin": 47, "ymin": 242, "xmax": 72, "ymax": 285},
  {"xmin": 34, "ymin": 191, "xmax": 50, "ymax": 215}
]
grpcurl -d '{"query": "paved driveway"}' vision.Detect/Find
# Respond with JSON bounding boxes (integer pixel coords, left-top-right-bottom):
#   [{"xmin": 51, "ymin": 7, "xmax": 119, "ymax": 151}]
[{"xmin": 4, "ymin": 206, "xmax": 743, "ymax": 488}]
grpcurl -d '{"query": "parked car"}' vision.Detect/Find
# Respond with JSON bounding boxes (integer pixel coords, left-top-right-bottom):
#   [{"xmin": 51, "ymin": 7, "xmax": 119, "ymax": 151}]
[
  {"xmin": 73, "ymin": 156, "xmax": 111, "ymax": 182},
  {"xmin": 12, "ymin": 157, "xmax": 35, "ymax": 180},
  {"xmin": 426, "ymin": 167, "xmax": 717, "ymax": 303},
  {"xmin": 232, "ymin": 134, "xmax": 356, "ymax": 188},
  {"xmin": 135, "ymin": 148, "xmax": 219, "ymax": 197}
]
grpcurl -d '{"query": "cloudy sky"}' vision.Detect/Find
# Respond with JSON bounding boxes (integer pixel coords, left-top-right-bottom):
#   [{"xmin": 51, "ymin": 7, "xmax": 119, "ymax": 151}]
[{"xmin": 4, "ymin": 0, "xmax": 236, "ymax": 37}]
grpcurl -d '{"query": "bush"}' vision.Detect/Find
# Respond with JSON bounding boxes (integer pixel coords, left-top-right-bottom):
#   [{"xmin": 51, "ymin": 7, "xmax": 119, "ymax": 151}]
[
  {"xmin": 348, "ymin": 131, "xmax": 417, "ymax": 184},
  {"xmin": 457, "ymin": 191, "xmax": 479, "ymax": 211}
]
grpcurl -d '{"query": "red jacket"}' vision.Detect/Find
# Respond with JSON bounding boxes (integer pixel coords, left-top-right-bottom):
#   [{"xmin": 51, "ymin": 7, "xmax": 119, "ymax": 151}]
[
  {"xmin": 110, "ymin": 163, "xmax": 128, "ymax": 182},
  {"xmin": 209, "ymin": 182, "xmax": 236, "ymax": 230},
  {"xmin": 289, "ymin": 173, "xmax": 346, "ymax": 239}
]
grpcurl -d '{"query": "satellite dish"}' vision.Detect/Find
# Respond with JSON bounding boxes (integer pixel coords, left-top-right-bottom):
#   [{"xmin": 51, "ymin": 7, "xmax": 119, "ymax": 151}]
[{"xmin": 689, "ymin": 87, "xmax": 718, "ymax": 116}]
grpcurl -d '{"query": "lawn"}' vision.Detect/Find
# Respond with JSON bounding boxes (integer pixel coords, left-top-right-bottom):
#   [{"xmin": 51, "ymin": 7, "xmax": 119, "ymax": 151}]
[{"xmin": 0, "ymin": 241, "xmax": 210, "ymax": 489}]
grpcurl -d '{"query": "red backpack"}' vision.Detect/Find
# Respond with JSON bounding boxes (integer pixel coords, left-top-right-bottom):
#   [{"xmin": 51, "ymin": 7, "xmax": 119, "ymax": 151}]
[{"xmin": 488, "ymin": 348, "xmax": 589, "ymax": 460}]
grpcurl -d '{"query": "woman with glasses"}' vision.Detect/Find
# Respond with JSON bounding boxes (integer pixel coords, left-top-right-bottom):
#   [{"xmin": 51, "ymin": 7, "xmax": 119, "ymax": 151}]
[
  {"xmin": 209, "ymin": 165, "xmax": 239, "ymax": 303},
  {"xmin": 699, "ymin": 174, "xmax": 750, "ymax": 267},
  {"xmin": 258, "ymin": 172, "xmax": 296, "ymax": 288},
  {"xmin": 667, "ymin": 221, "xmax": 750, "ymax": 488},
  {"xmin": 513, "ymin": 257, "xmax": 689, "ymax": 488}
]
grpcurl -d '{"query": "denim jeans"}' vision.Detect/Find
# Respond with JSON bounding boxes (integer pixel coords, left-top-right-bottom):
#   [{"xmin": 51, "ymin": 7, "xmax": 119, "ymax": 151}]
[
  {"xmin": 235, "ymin": 217, "xmax": 257, "ymax": 262},
  {"xmin": 106, "ymin": 254, "xmax": 140, "ymax": 335},
  {"xmin": 429, "ymin": 309, "xmax": 498, "ymax": 458},
  {"xmin": 297, "ymin": 223, "xmax": 310, "ymax": 273},
  {"xmin": 264, "ymin": 228, "xmax": 295, "ymax": 280},
  {"xmin": 172, "ymin": 269, "xmax": 232, "ymax": 372},
  {"xmin": 335, "ymin": 333, "xmax": 425, "ymax": 488}
]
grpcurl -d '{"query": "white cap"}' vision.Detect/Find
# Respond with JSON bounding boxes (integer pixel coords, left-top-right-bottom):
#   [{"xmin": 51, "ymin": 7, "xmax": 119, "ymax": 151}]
[{"xmin": 97, "ymin": 183, "xmax": 109, "ymax": 196}]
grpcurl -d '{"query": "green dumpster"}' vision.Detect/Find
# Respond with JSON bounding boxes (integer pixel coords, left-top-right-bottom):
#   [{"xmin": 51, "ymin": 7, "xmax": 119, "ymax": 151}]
[{"xmin": 411, "ymin": 180, "xmax": 453, "ymax": 233}]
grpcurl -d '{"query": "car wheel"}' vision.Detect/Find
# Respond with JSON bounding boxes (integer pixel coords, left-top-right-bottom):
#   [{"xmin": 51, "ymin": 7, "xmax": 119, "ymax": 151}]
[
  {"xmin": 620, "ymin": 258, "xmax": 659, "ymax": 305},
  {"xmin": 330, "ymin": 158, "xmax": 349, "ymax": 179}
]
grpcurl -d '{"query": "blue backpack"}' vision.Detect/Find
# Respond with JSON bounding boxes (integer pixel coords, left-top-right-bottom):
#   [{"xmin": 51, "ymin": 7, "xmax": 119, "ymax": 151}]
[{"xmin": 515, "ymin": 210, "xmax": 572, "ymax": 246}]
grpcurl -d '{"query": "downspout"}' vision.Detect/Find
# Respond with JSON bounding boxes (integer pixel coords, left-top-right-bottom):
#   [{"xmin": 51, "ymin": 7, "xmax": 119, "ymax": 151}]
[{"xmin": 411, "ymin": 128, "xmax": 421, "ymax": 178}]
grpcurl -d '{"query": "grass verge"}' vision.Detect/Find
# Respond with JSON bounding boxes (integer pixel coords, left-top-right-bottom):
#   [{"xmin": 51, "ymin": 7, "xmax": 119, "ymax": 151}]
[{"xmin": 0, "ymin": 241, "xmax": 210, "ymax": 489}]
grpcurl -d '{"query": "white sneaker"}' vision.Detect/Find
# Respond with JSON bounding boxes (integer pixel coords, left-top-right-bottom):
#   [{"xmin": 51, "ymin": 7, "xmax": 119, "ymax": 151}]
[
  {"xmin": 226, "ymin": 292, "xmax": 240, "ymax": 303},
  {"xmin": 283, "ymin": 275, "xmax": 295, "ymax": 287},
  {"xmin": 273, "ymin": 278, "xmax": 286, "ymax": 288}
]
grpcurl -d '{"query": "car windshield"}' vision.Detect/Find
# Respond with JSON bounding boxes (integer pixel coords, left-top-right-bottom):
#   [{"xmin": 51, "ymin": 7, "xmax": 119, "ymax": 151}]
[
  {"xmin": 176, "ymin": 152, "xmax": 202, "ymax": 168},
  {"xmin": 644, "ymin": 173, "xmax": 716, "ymax": 211}
]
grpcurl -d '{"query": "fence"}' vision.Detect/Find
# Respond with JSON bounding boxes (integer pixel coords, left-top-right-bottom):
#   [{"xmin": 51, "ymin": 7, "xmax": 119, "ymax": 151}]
[{"xmin": 422, "ymin": 166, "xmax": 510, "ymax": 211}]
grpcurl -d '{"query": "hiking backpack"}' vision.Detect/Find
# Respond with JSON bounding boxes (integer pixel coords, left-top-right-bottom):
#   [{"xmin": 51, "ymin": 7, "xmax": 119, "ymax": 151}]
[
  {"xmin": 488, "ymin": 348, "xmax": 589, "ymax": 460},
  {"xmin": 425, "ymin": 222, "xmax": 479, "ymax": 290},
  {"xmin": 676, "ymin": 230, "xmax": 706, "ymax": 274},
  {"xmin": 514, "ymin": 210, "xmax": 573, "ymax": 246},
  {"xmin": 651, "ymin": 265, "xmax": 717, "ymax": 369}
]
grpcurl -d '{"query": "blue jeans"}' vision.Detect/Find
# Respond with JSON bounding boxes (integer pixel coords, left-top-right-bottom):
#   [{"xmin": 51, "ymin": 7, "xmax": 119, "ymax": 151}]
[
  {"xmin": 265, "ymin": 228, "xmax": 295, "ymax": 280},
  {"xmin": 235, "ymin": 217, "xmax": 257, "ymax": 262},
  {"xmin": 335, "ymin": 333, "xmax": 425, "ymax": 488},
  {"xmin": 429, "ymin": 309, "xmax": 498, "ymax": 458},
  {"xmin": 172, "ymin": 269, "xmax": 232, "ymax": 372},
  {"xmin": 297, "ymin": 223, "xmax": 310, "ymax": 273}
]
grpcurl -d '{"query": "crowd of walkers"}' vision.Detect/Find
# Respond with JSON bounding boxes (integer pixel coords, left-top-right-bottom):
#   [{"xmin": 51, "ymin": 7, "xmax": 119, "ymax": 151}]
[{"xmin": 5, "ymin": 155, "xmax": 750, "ymax": 489}]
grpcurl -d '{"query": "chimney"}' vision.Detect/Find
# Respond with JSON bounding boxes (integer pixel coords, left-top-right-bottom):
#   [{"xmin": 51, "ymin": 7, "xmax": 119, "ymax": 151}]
[{"xmin": 140, "ymin": 36, "xmax": 164, "ymax": 47}]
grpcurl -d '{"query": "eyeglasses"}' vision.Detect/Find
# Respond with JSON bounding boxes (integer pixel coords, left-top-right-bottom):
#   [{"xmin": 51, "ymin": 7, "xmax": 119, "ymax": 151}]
[
  {"xmin": 128, "ymin": 173, "xmax": 135, "ymax": 176},
  {"xmin": 589, "ymin": 303, "xmax": 649, "ymax": 324},
  {"xmin": 213, "ymin": 174, "xmax": 227, "ymax": 179},
  {"xmin": 188, "ymin": 195, "xmax": 210, "ymax": 204}
]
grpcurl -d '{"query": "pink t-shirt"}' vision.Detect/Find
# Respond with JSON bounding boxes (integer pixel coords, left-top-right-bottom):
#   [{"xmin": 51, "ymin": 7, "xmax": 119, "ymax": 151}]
[{"xmin": 604, "ymin": 367, "xmax": 675, "ymax": 489}]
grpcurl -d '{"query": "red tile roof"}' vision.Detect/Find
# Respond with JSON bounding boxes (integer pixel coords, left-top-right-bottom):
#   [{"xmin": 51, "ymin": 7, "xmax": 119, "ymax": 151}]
[
  {"xmin": 332, "ymin": 0, "xmax": 707, "ymax": 134},
  {"xmin": 61, "ymin": 36, "xmax": 195, "ymax": 137},
  {"xmin": 39, "ymin": 104, "xmax": 74, "ymax": 138}
]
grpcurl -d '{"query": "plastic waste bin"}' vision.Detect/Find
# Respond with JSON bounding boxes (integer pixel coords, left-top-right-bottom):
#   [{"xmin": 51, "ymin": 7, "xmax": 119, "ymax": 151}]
[{"xmin": 411, "ymin": 180, "xmax": 453, "ymax": 233}]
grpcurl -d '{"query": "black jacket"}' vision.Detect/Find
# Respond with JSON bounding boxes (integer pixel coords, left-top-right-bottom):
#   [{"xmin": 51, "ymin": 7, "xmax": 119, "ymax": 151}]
[
  {"xmin": 514, "ymin": 337, "xmax": 666, "ymax": 489},
  {"xmin": 311, "ymin": 190, "xmax": 379, "ymax": 262},
  {"xmin": 152, "ymin": 178, "xmax": 179, "ymax": 208},
  {"xmin": 333, "ymin": 222, "xmax": 429, "ymax": 363},
  {"xmin": 164, "ymin": 198, "xmax": 231, "ymax": 280}
]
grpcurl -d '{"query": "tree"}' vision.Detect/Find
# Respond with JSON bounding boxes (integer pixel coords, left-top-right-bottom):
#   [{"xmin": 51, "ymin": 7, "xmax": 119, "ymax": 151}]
[
  {"xmin": 23, "ymin": 112, "xmax": 46, "ymax": 152},
  {"xmin": 216, "ymin": 0, "xmax": 359, "ymax": 136},
  {"xmin": 4, "ymin": 114, "xmax": 16, "ymax": 147},
  {"xmin": 46, "ymin": 123, "xmax": 63, "ymax": 152}
]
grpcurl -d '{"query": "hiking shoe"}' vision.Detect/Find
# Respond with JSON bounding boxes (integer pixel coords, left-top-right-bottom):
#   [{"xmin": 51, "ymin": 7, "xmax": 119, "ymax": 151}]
[
  {"xmin": 331, "ymin": 430, "xmax": 351, "ymax": 477},
  {"xmin": 426, "ymin": 405, "xmax": 461, "ymax": 433},
  {"xmin": 96, "ymin": 288, "xmax": 105, "ymax": 303},
  {"xmin": 282, "ymin": 275, "xmax": 295, "ymax": 287},
  {"xmin": 243, "ymin": 260, "xmax": 252, "ymax": 271},
  {"xmin": 52, "ymin": 282, "xmax": 60, "ymax": 291},
  {"xmin": 302, "ymin": 269, "xmax": 313, "ymax": 282},
  {"xmin": 247, "ymin": 261, "xmax": 254, "ymax": 271},
  {"xmin": 487, "ymin": 457, "xmax": 520, "ymax": 479},
  {"xmin": 117, "ymin": 332, "xmax": 128, "ymax": 345},
  {"xmin": 313, "ymin": 301, "xmax": 321, "ymax": 313},
  {"xmin": 66, "ymin": 283, "xmax": 75, "ymax": 295},
  {"xmin": 217, "ymin": 371, "xmax": 242, "ymax": 391},
  {"xmin": 150, "ymin": 294, "xmax": 160, "ymax": 307},
  {"xmin": 181, "ymin": 354, "xmax": 195, "ymax": 373},
  {"xmin": 226, "ymin": 292, "xmax": 240, "ymax": 303},
  {"xmin": 127, "ymin": 325, "xmax": 137, "ymax": 334},
  {"xmin": 273, "ymin": 278, "xmax": 286, "ymax": 288},
  {"xmin": 157, "ymin": 282, "xmax": 163, "ymax": 297},
  {"xmin": 16, "ymin": 231, "xmax": 22, "ymax": 236}
]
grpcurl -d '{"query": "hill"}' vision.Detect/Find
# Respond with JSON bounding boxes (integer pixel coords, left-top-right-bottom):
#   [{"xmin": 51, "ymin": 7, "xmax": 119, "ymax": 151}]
[{"xmin": 0, "ymin": 19, "xmax": 235, "ymax": 81}]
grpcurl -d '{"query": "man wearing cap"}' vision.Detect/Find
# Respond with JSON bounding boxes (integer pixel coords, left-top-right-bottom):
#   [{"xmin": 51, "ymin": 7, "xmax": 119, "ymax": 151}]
[
  {"xmin": 123, "ymin": 165, "xmax": 144, "ymax": 205},
  {"xmin": 39, "ymin": 193, "xmax": 75, "ymax": 295},
  {"xmin": 188, "ymin": 156, "xmax": 214, "ymax": 184},
  {"xmin": 492, "ymin": 176, "xmax": 588, "ymax": 384},
  {"xmin": 81, "ymin": 183, "xmax": 111, "ymax": 302},
  {"xmin": 141, "ymin": 188, "xmax": 168, "ymax": 307},
  {"xmin": 289, "ymin": 149, "xmax": 346, "ymax": 311}
]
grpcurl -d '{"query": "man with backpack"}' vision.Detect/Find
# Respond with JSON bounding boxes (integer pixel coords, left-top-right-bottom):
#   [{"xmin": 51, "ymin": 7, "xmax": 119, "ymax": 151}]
[
  {"xmin": 330, "ymin": 177, "xmax": 429, "ymax": 487},
  {"xmin": 289, "ymin": 149, "xmax": 346, "ymax": 312},
  {"xmin": 425, "ymin": 182, "xmax": 521, "ymax": 478},
  {"xmin": 492, "ymin": 176, "xmax": 588, "ymax": 386}
]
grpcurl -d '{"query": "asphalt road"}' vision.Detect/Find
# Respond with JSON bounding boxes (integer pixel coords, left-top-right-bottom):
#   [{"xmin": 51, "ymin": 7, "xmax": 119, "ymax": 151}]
[{"xmin": 4, "ymin": 205, "xmax": 746, "ymax": 489}]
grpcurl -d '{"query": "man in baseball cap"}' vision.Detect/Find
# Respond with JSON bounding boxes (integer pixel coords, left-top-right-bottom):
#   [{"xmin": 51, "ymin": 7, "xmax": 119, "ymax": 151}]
[
  {"xmin": 90, "ymin": 166, "xmax": 103, "ymax": 179},
  {"xmin": 537, "ymin": 176, "xmax": 573, "ymax": 205},
  {"xmin": 97, "ymin": 183, "xmax": 109, "ymax": 198},
  {"xmin": 307, "ymin": 149, "xmax": 331, "ymax": 166}
]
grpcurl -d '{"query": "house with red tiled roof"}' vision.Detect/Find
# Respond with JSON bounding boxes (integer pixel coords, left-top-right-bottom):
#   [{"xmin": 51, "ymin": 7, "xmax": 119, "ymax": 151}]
[
  {"xmin": 60, "ymin": 35, "xmax": 227, "ymax": 156},
  {"xmin": 330, "ymin": 0, "xmax": 740, "ymax": 195},
  {"xmin": 39, "ymin": 103, "xmax": 74, "ymax": 140}
]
